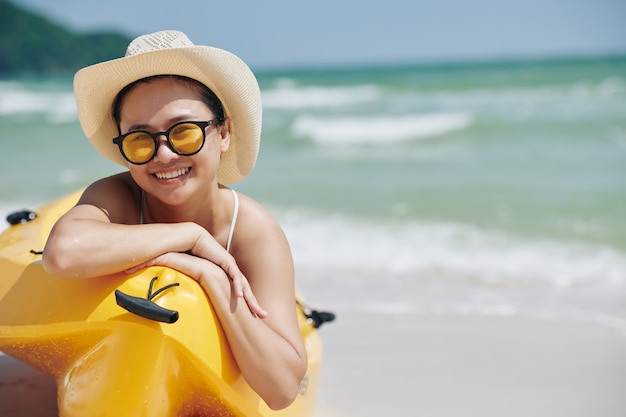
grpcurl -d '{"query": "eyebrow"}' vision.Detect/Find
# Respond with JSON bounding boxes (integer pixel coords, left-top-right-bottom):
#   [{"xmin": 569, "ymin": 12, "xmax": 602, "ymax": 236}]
[{"xmin": 126, "ymin": 115, "xmax": 202, "ymax": 132}]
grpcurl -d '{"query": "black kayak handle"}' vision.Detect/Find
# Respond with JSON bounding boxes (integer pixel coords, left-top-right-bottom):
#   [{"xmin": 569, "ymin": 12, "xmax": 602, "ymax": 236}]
[{"xmin": 115, "ymin": 277, "xmax": 180, "ymax": 323}]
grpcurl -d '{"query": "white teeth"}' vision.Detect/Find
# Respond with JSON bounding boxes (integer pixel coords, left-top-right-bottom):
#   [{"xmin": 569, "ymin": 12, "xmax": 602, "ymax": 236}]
[{"xmin": 155, "ymin": 168, "xmax": 189, "ymax": 180}]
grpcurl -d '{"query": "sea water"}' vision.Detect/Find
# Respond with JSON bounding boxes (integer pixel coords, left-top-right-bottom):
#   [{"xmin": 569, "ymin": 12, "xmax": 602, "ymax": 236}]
[{"xmin": 1, "ymin": 57, "xmax": 625, "ymax": 331}]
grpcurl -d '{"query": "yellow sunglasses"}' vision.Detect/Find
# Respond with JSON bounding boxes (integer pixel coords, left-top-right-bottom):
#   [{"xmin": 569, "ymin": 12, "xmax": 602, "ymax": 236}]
[{"xmin": 112, "ymin": 119, "xmax": 221, "ymax": 165}]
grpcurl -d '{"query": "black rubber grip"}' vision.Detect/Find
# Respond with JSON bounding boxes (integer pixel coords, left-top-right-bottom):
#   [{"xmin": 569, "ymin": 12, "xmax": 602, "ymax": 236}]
[{"xmin": 115, "ymin": 290, "xmax": 179, "ymax": 323}]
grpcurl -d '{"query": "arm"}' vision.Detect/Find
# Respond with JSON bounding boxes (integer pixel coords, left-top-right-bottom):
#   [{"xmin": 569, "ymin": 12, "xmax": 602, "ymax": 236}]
[
  {"xmin": 143, "ymin": 196, "xmax": 307, "ymax": 409},
  {"xmin": 42, "ymin": 174, "xmax": 264, "ymax": 315},
  {"xmin": 219, "ymin": 195, "xmax": 307, "ymax": 408}
]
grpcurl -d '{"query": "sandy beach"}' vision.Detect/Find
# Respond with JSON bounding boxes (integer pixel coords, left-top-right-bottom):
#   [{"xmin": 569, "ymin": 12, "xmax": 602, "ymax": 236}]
[
  {"xmin": 314, "ymin": 310, "xmax": 626, "ymax": 417},
  {"xmin": 3, "ymin": 307, "xmax": 625, "ymax": 417},
  {"xmin": 0, "ymin": 353, "xmax": 57, "ymax": 416}
]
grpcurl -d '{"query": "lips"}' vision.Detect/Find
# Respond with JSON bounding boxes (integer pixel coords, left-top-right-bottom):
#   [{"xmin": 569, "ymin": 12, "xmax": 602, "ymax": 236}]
[{"xmin": 153, "ymin": 167, "xmax": 190, "ymax": 180}]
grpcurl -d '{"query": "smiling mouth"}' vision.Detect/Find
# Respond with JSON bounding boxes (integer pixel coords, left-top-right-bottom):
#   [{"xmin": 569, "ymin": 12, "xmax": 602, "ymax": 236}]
[{"xmin": 154, "ymin": 168, "xmax": 190, "ymax": 180}]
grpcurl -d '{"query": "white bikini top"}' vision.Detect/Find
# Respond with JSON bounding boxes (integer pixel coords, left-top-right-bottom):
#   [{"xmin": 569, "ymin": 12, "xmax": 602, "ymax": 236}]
[{"xmin": 139, "ymin": 188, "xmax": 239, "ymax": 253}]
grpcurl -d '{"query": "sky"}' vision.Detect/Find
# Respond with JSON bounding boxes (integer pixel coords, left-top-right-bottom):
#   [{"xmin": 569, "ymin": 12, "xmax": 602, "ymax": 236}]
[{"xmin": 12, "ymin": 0, "xmax": 626, "ymax": 69}]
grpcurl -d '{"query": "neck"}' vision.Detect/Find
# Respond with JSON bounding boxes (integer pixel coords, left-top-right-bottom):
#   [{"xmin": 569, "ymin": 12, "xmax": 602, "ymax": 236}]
[{"xmin": 141, "ymin": 186, "xmax": 230, "ymax": 234}]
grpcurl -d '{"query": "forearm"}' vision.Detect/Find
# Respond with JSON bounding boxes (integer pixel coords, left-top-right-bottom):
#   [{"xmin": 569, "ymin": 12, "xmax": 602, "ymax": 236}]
[
  {"xmin": 199, "ymin": 270, "xmax": 307, "ymax": 409},
  {"xmin": 43, "ymin": 219, "xmax": 201, "ymax": 278}
]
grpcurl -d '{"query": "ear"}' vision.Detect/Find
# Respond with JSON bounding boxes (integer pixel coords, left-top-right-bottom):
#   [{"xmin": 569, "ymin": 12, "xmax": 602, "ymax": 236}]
[{"xmin": 219, "ymin": 118, "xmax": 231, "ymax": 152}]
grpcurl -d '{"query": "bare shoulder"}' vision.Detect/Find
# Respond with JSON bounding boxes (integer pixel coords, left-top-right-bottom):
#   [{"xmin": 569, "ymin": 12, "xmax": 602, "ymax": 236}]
[
  {"xmin": 232, "ymin": 191, "xmax": 296, "ymax": 312},
  {"xmin": 234, "ymin": 192, "xmax": 287, "ymax": 245},
  {"xmin": 73, "ymin": 172, "xmax": 141, "ymax": 224},
  {"xmin": 231, "ymin": 191, "xmax": 293, "ymax": 276}
]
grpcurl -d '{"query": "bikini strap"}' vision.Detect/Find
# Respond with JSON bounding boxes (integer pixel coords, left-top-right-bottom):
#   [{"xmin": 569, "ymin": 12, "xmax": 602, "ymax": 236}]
[
  {"xmin": 226, "ymin": 189, "xmax": 239, "ymax": 253},
  {"xmin": 139, "ymin": 189, "xmax": 145, "ymax": 225},
  {"xmin": 140, "ymin": 188, "xmax": 238, "ymax": 253}
]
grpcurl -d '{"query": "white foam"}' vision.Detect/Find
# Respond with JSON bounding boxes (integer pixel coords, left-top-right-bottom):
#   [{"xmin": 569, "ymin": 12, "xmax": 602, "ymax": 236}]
[
  {"xmin": 262, "ymin": 81, "xmax": 380, "ymax": 109},
  {"xmin": 0, "ymin": 81, "xmax": 76, "ymax": 122},
  {"xmin": 283, "ymin": 216, "xmax": 626, "ymax": 290},
  {"xmin": 410, "ymin": 76, "xmax": 626, "ymax": 122},
  {"xmin": 291, "ymin": 112, "xmax": 472, "ymax": 145}
]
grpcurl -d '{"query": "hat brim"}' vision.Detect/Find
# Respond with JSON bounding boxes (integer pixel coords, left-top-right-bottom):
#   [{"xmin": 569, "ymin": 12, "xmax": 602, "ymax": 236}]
[{"xmin": 74, "ymin": 46, "xmax": 261, "ymax": 184}]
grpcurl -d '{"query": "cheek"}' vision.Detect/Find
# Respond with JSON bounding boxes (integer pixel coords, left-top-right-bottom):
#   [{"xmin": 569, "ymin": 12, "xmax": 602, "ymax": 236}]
[
  {"xmin": 204, "ymin": 133, "xmax": 228, "ymax": 156},
  {"xmin": 128, "ymin": 166, "xmax": 150, "ymax": 185},
  {"xmin": 189, "ymin": 139, "xmax": 222, "ymax": 170}
]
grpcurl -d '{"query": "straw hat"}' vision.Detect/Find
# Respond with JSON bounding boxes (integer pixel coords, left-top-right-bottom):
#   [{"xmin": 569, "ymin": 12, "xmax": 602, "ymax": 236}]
[{"xmin": 74, "ymin": 30, "xmax": 262, "ymax": 184}]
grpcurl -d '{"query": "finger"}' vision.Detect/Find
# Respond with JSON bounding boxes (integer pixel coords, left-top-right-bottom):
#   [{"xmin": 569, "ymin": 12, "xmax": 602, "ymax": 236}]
[
  {"xmin": 218, "ymin": 255, "xmax": 245, "ymax": 297},
  {"xmin": 124, "ymin": 264, "xmax": 144, "ymax": 274},
  {"xmin": 231, "ymin": 272, "xmax": 244, "ymax": 298},
  {"xmin": 123, "ymin": 259, "xmax": 154, "ymax": 274},
  {"xmin": 242, "ymin": 285, "xmax": 268, "ymax": 318}
]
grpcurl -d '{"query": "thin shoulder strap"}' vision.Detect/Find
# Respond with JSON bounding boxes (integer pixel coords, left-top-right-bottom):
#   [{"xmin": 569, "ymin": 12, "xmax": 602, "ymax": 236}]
[
  {"xmin": 141, "ymin": 188, "xmax": 238, "ymax": 251},
  {"xmin": 226, "ymin": 189, "xmax": 239, "ymax": 253},
  {"xmin": 139, "ymin": 189, "xmax": 145, "ymax": 225}
]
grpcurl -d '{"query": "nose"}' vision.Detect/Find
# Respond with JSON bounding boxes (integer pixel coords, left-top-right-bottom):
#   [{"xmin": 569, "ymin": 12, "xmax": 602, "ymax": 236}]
[{"xmin": 153, "ymin": 135, "xmax": 179, "ymax": 163}]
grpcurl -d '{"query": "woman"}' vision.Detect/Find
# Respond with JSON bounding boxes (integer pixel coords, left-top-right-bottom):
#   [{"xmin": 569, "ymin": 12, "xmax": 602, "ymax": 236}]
[{"xmin": 42, "ymin": 30, "xmax": 307, "ymax": 410}]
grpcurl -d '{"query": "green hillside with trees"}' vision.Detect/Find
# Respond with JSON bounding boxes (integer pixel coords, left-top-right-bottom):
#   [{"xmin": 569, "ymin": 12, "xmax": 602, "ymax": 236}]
[{"xmin": 0, "ymin": 0, "xmax": 131, "ymax": 75}]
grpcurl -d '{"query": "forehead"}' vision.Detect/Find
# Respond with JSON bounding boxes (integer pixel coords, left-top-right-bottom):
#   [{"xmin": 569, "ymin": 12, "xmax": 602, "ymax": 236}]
[{"xmin": 119, "ymin": 78, "xmax": 212, "ymax": 128}]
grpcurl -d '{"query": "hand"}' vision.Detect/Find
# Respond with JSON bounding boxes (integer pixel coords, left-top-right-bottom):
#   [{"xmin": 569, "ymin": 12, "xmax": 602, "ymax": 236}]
[
  {"xmin": 188, "ymin": 229, "xmax": 268, "ymax": 315},
  {"xmin": 125, "ymin": 252, "xmax": 267, "ymax": 318}
]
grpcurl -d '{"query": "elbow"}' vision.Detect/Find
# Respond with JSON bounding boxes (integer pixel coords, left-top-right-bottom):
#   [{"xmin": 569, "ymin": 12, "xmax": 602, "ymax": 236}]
[
  {"xmin": 263, "ymin": 385, "xmax": 300, "ymax": 411},
  {"xmin": 266, "ymin": 398, "xmax": 294, "ymax": 411},
  {"xmin": 262, "ymin": 358, "xmax": 308, "ymax": 410},
  {"xmin": 42, "ymin": 238, "xmax": 80, "ymax": 278},
  {"xmin": 42, "ymin": 250, "xmax": 69, "ymax": 278}
]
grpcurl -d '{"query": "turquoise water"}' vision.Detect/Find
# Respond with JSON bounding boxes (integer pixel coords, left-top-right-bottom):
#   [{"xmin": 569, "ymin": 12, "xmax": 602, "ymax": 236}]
[{"xmin": 1, "ymin": 57, "xmax": 626, "ymax": 325}]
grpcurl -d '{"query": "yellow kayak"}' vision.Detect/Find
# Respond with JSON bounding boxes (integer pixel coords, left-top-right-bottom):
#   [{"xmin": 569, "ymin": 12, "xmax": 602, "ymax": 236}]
[{"xmin": 0, "ymin": 190, "xmax": 332, "ymax": 417}]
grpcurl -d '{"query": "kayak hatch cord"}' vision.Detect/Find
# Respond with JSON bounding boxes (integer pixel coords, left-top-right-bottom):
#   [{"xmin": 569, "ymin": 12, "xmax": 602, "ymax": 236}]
[{"xmin": 147, "ymin": 276, "xmax": 180, "ymax": 300}]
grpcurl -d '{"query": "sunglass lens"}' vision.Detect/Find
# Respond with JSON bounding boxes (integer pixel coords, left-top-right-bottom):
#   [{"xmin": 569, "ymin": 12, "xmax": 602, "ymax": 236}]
[
  {"xmin": 169, "ymin": 123, "xmax": 204, "ymax": 154},
  {"xmin": 122, "ymin": 132, "xmax": 155, "ymax": 164}
]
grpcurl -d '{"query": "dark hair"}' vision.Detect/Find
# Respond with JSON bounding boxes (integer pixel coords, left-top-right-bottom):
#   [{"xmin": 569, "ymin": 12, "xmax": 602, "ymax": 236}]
[{"xmin": 112, "ymin": 75, "xmax": 225, "ymax": 133}]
